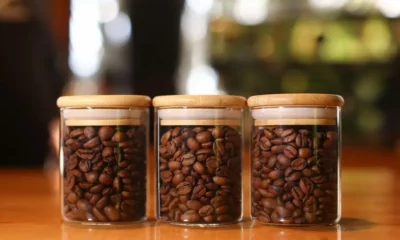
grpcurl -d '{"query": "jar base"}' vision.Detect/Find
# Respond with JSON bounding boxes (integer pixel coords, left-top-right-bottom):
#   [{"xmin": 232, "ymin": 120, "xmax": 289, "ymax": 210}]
[
  {"xmin": 63, "ymin": 217, "xmax": 148, "ymax": 227},
  {"xmin": 157, "ymin": 219, "xmax": 243, "ymax": 228},
  {"xmin": 251, "ymin": 217, "xmax": 340, "ymax": 227}
]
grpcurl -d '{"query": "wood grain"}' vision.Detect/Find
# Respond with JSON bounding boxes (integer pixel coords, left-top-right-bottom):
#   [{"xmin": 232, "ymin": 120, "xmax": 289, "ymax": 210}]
[
  {"xmin": 247, "ymin": 94, "xmax": 345, "ymax": 107},
  {"xmin": 152, "ymin": 95, "xmax": 246, "ymax": 107},
  {"xmin": 0, "ymin": 147, "xmax": 399, "ymax": 240}
]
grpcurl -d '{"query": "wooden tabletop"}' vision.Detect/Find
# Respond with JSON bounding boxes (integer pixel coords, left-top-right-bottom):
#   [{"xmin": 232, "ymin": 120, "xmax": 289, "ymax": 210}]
[{"xmin": 1, "ymin": 147, "xmax": 399, "ymax": 240}]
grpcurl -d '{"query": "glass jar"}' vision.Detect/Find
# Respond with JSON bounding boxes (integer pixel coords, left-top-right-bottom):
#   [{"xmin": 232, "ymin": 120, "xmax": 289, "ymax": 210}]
[
  {"xmin": 247, "ymin": 94, "xmax": 344, "ymax": 226},
  {"xmin": 153, "ymin": 95, "xmax": 246, "ymax": 225},
  {"xmin": 57, "ymin": 95, "xmax": 150, "ymax": 225}
]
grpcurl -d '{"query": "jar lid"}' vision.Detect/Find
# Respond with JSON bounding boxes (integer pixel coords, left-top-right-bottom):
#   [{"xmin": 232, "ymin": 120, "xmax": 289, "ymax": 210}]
[
  {"xmin": 152, "ymin": 95, "xmax": 246, "ymax": 108},
  {"xmin": 57, "ymin": 95, "xmax": 151, "ymax": 108},
  {"xmin": 247, "ymin": 94, "xmax": 344, "ymax": 107}
]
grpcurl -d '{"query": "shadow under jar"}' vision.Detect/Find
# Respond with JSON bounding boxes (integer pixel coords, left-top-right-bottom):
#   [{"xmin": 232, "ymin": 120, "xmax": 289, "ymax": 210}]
[
  {"xmin": 153, "ymin": 95, "xmax": 246, "ymax": 226},
  {"xmin": 247, "ymin": 94, "xmax": 344, "ymax": 226},
  {"xmin": 57, "ymin": 95, "xmax": 150, "ymax": 225}
]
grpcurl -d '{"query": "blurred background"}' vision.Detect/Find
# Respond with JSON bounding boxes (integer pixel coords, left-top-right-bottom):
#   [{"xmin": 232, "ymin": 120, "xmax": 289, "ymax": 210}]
[{"xmin": 1, "ymin": 0, "xmax": 399, "ymax": 166}]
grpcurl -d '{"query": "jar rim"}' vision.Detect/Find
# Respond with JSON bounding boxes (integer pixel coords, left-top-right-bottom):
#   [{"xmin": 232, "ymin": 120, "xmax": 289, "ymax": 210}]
[
  {"xmin": 57, "ymin": 95, "xmax": 151, "ymax": 108},
  {"xmin": 152, "ymin": 95, "xmax": 246, "ymax": 108},
  {"xmin": 247, "ymin": 93, "xmax": 344, "ymax": 107}
]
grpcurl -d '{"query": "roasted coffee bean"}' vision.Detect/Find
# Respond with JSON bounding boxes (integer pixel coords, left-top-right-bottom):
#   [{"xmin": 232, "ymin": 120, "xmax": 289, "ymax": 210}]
[
  {"xmin": 63, "ymin": 125, "xmax": 146, "ymax": 223},
  {"xmin": 181, "ymin": 153, "xmax": 196, "ymax": 166},
  {"xmin": 187, "ymin": 137, "xmax": 201, "ymax": 151},
  {"xmin": 98, "ymin": 173, "xmax": 113, "ymax": 185},
  {"xmin": 161, "ymin": 171, "xmax": 173, "ymax": 183},
  {"xmin": 251, "ymin": 125, "xmax": 338, "ymax": 225},
  {"xmin": 158, "ymin": 125, "xmax": 242, "ymax": 223},
  {"xmin": 298, "ymin": 148, "xmax": 312, "ymax": 159},
  {"xmin": 285, "ymin": 172, "xmax": 302, "ymax": 182},
  {"xmin": 284, "ymin": 145, "xmax": 298, "ymax": 158},
  {"xmin": 176, "ymin": 182, "xmax": 192, "ymax": 195},
  {"xmin": 277, "ymin": 154, "xmax": 291, "ymax": 167},
  {"xmin": 112, "ymin": 132, "xmax": 128, "ymax": 143},
  {"xmin": 180, "ymin": 210, "xmax": 201, "ymax": 223},
  {"xmin": 104, "ymin": 206, "xmax": 120, "ymax": 221},
  {"xmin": 98, "ymin": 126, "xmax": 115, "ymax": 141},
  {"xmin": 172, "ymin": 172, "xmax": 185, "ymax": 185},
  {"xmin": 291, "ymin": 158, "xmax": 307, "ymax": 170},
  {"xmin": 199, "ymin": 205, "xmax": 214, "ymax": 217}
]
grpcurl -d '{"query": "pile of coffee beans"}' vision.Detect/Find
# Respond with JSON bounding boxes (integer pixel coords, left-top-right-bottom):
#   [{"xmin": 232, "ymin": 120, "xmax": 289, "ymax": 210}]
[
  {"xmin": 62, "ymin": 125, "xmax": 146, "ymax": 222},
  {"xmin": 251, "ymin": 126, "xmax": 338, "ymax": 225},
  {"xmin": 158, "ymin": 126, "xmax": 242, "ymax": 224}
]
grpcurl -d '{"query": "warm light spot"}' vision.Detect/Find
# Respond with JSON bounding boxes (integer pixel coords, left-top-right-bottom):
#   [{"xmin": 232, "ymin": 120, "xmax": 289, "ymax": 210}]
[{"xmin": 233, "ymin": 0, "xmax": 268, "ymax": 26}]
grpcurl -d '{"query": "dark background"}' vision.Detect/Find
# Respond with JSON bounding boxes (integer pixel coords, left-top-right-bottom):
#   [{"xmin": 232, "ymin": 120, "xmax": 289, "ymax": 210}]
[{"xmin": 0, "ymin": 0, "xmax": 399, "ymax": 166}]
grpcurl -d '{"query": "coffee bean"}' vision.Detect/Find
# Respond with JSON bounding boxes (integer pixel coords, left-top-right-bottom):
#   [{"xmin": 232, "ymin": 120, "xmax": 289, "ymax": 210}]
[
  {"xmin": 252, "ymin": 125, "xmax": 339, "ymax": 225},
  {"xmin": 298, "ymin": 148, "xmax": 312, "ymax": 159},
  {"xmin": 283, "ymin": 133, "xmax": 296, "ymax": 143},
  {"xmin": 285, "ymin": 172, "xmax": 302, "ymax": 182},
  {"xmin": 187, "ymin": 137, "xmax": 201, "ymax": 151},
  {"xmin": 284, "ymin": 145, "xmax": 298, "ymax": 158},
  {"xmin": 302, "ymin": 168, "xmax": 316, "ymax": 177},
  {"xmin": 84, "ymin": 127, "xmax": 97, "ymax": 139},
  {"xmin": 171, "ymin": 127, "xmax": 182, "ymax": 137},
  {"xmin": 98, "ymin": 126, "xmax": 115, "ymax": 141},
  {"xmin": 67, "ymin": 155, "xmax": 78, "ymax": 170},
  {"xmin": 63, "ymin": 124, "xmax": 147, "ymax": 223},
  {"xmin": 192, "ymin": 162, "xmax": 206, "ymax": 175},
  {"xmin": 112, "ymin": 132, "xmax": 128, "ymax": 142},
  {"xmin": 305, "ymin": 212, "xmax": 316, "ymax": 223},
  {"xmin": 192, "ymin": 185, "xmax": 206, "ymax": 199},
  {"xmin": 92, "ymin": 208, "xmax": 108, "ymax": 222},
  {"xmin": 98, "ymin": 173, "xmax": 113, "ymax": 185},
  {"xmin": 181, "ymin": 153, "xmax": 196, "ymax": 166},
  {"xmin": 291, "ymin": 186, "xmax": 305, "ymax": 200},
  {"xmin": 196, "ymin": 131, "xmax": 213, "ymax": 143},
  {"xmin": 213, "ymin": 176, "xmax": 228, "ymax": 185},
  {"xmin": 199, "ymin": 205, "xmax": 214, "ymax": 217},
  {"xmin": 104, "ymin": 206, "xmax": 120, "ymax": 221},
  {"xmin": 277, "ymin": 154, "xmax": 291, "ymax": 167},
  {"xmin": 271, "ymin": 145, "xmax": 285, "ymax": 153},
  {"xmin": 268, "ymin": 170, "xmax": 283, "ymax": 180},
  {"xmin": 83, "ymin": 137, "xmax": 100, "ymax": 149},
  {"xmin": 161, "ymin": 171, "xmax": 173, "ymax": 183},
  {"xmin": 311, "ymin": 175, "xmax": 328, "ymax": 184},
  {"xmin": 212, "ymin": 127, "xmax": 225, "ymax": 139},
  {"xmin": 186, "ymin": 200, "xmax": 203, "ymax": 210},
  {"xmin": 70, "ymin": 128, "xmax": 84, "ymax": 139},
  {"xmin": 276, "ymin": 206, "xmax": 292, "ymax": 218},
  {"xmin": 291, "ymin": 158, "xmax": 307, "ymax": 171},
  {"xmin": 158, "ymin": 125, "xmax": 242, "ymax": 223},
  {"xmin": 299, "ymin": 177, "xmax": 314, "ymax": 195},
  {"xmin": 176, "ymin": 182, "xmax": 192, "ymax": 195},
  {"xmin": 180, "ymin": 210, "xmax": 201, "ymax": 223},
  {"xmin": 77, "ymin": 199, "xmax": 91, "ymax": 212},
  {"xmin": 262, "ymin": 198, "xmax": 277, "ymax": 209}
]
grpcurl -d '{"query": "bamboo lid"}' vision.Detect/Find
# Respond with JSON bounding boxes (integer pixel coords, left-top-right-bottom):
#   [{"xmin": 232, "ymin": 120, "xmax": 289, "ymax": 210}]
[
  {"xmin": 152, "ymin": 95, "xmax": 246, "ymax": 108},
  {"xmin": 57, "ymin": 95, "xmax": 151, "ymax": 108},
  {"xmin": 247, "ymin": 94, "xmax": 344, "ymax": 107}
]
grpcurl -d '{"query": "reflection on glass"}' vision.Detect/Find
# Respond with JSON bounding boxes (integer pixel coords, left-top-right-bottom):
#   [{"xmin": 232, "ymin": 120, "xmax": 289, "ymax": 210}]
[
  {"xmin": 250, "ymin": 222, "xmax": 341, "ymax": 240},
  {"xmin": 154, "ymin": 222, "xmax": 244, "ymax": 240},
  {"xmin": 61, "ymin": 222, "xmax": 153, "ymax": 240}
]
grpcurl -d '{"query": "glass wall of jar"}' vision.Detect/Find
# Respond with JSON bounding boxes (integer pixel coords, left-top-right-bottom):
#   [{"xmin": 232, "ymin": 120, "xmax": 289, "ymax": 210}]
[
  {"xmin": 247, "ymin": 94, "xmax": 344, "ymax": 226},
  {"xmin": 57, "ymin": 95, "xmax": 151, "ymax": 225},
  {"xmin": 153, "ymin": 95, "xmax": 246, "ymax": 226}
]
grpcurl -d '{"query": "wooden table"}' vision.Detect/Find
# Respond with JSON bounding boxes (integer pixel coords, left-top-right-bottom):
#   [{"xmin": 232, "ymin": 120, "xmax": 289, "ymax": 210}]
[{"xmin": 1, "ymin": 147, "xmax": 399, "ymax": 240}]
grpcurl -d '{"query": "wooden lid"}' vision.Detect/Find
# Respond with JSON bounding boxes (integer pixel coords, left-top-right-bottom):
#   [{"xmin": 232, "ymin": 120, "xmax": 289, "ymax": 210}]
[
  {"xmin": 247, "ymin": 94, "xmax": 344, "ymax": 107},
  {"xmin": 153, "ymin": 95, "xmax": 246, "ymax": 108},
  {"xmin": 57, "ymin": 95, "xmax": 151, "ymax": 108}
]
